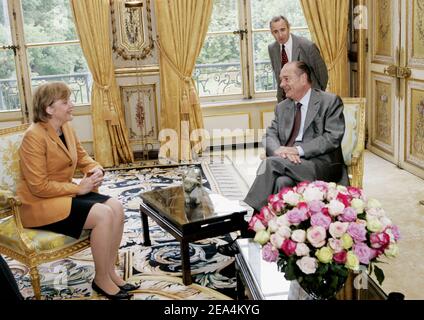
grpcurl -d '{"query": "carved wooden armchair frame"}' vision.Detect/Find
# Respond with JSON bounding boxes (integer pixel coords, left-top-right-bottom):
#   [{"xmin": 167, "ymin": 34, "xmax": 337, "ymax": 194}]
[{"xmin": 0, "ymin": 124, "xmax": 90, "ymax": 300}]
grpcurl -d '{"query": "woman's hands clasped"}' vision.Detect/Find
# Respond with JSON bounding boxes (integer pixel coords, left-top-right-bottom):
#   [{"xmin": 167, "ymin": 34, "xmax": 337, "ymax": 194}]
[{"xmin": 77, "ymin": 168, "xmax": 104, "ymax": 195}]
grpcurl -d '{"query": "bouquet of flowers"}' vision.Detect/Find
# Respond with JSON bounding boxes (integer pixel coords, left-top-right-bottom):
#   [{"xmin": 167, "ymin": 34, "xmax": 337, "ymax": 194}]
[{"xmin": 249, "ymin": 181, "xmax": 400, "ymax": 300}]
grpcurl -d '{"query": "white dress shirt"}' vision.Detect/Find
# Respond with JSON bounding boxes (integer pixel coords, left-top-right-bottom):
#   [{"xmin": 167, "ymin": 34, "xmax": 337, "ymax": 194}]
[
  {"xmin": 280, "ymin": 35, "xmax": 293, "ymax": 62},
  {"xmin": 294, "ymin": 88, "xmax": 312, "ymax": 157}
]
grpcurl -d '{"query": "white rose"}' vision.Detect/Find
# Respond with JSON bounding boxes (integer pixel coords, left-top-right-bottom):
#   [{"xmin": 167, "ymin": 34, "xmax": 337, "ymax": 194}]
[
  {"xmin": 379, "ymin": 216, "xmax": 392, "ymax": 229},
  {"xmin": 302, "ymin": 187, "xmax": 324, "ymax": 202},
  {"xmin": 306, "ymin": 226, "xmax": 327, "ymax": 248},
  {"xmin": 295, "ymin": 243, "xmax": 310, "ymax": 256},
  {"xmin": 296, "ymin": 256, "xmax": 318, "ymax": 274},
  {"xmin": 351, "ymin": 198, "xmax": 365, "ymax": 214},
  {"xmin": 385, "ymin": 244, "xmax": 399, "ymax": 257},
  {"xmin": 366, "ymin": 207, "xmax": 385, "ymax": 218},
  {"xmin": 270, "ymin": 233, "xmax": 284, "ymax": 249},
  {"xmin": 276, "ymin": 214, "xmax": 290, "ymax": 227},
  {"xmin": 276, "ymin": 225, "xmax": 292, "ymax": 239},
  {"xmin": 328, "ymin": 199, "xmax": 345, "ymax": 216},
  {"xmin": 291, "ymin": 229, "xmax": 306, "ymax": 243},
  {"xmin": 326, "ymin": 188, "xmax": 339, "ymax": 201},
  {"xmin": 366, "ymin": 217, "xmax": 383, "ymax": 233},
  {"xmin": 328, "ymin": 238, "xmax": 344, "ymax": 253},
  {"xmin": 367, "ymin": 198, "xmax": 382, "ymax": 209},
  {"xmin": 267, "ymin": 218, "xmax": 279, "ymax": 233},
  {"xmin": 283, "ymin": 191, "xmax": 301, "ymax": 206},
  {"xmin": 251, "ymin": 219, "xmax": 266, "ymax": 232},
  {"xmin": 336, "ymin": 185, "xmax": 348, "ymax": 193},
  {"xmin": 328, "ymin": 182, "xmax": 337, "ymax": 189},
  {"xmin": 329, "ymin": 221, "xmax": 349, "ymax": 238}
]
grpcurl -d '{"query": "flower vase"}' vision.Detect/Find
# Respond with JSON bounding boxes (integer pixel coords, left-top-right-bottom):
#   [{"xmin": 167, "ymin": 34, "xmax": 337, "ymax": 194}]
[{"xmin": 296, "ymin": 275, "xmax": 348, "ymax": 300}]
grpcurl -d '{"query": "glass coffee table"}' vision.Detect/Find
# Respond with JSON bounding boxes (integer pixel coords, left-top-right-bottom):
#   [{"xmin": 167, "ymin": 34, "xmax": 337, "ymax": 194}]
[
  {"xmin": 235, "ymin": 238, "xmax": 389, "ymax": 300},
  {"xmin": 140, "ymin": 185, "xmax": 247, "ymax": 285}
]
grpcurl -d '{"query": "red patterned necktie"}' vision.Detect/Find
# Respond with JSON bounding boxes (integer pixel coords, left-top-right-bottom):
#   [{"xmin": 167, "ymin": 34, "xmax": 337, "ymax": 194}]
[
  {"xmin": 281, "ymin": 44, "xmax": 288, "ymax": 69},
  {"xmin": 286, "ymin": 102, "xmax": 302, "ymax": 147}
]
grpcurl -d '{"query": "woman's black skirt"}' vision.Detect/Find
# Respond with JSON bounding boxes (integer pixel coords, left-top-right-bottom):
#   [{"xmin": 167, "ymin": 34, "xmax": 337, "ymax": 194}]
[{"xmin": 33, "ymin": 192, "xmax": 110, "ymax": 239}]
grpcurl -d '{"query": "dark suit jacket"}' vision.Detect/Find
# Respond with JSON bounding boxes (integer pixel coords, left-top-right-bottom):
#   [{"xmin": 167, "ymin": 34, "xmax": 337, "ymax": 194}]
[
  {"xmin": 268, "ymin": 34, "xmax": 328, "ymax": 102},
  {"xmin": 263, "ymin": 88, "xmax": 348, "ymax": 185}
]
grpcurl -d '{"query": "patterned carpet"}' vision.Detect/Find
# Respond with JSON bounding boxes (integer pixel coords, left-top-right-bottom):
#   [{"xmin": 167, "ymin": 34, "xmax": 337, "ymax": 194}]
[{"xmin": 7, "ymin": 158, "xmax": 249, "ymax": 300}]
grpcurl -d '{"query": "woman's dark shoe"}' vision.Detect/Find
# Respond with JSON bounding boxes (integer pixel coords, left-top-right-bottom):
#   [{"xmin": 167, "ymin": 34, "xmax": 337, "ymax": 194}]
[
  {"xmin": 217, "ymin": 239, "xmax": 240, "ymax": 257},
  {"xmin": 92, "ymin": 281, "xmax": 133, "ymax": 300},
  {"xmin": 118, "ymin": 283, "xmax": 140, "ymax": 291}
]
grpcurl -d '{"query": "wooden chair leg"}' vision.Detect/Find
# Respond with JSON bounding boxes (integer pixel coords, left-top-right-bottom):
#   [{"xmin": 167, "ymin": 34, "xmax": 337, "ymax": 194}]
[{"xmin": 29, "ymin": 266, "xmax": 41, "ymax": 300}]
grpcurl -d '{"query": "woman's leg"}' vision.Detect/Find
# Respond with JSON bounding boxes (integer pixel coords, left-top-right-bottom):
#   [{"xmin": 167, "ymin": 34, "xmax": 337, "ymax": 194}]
[
  {"xmin": 83, "ymin": 203, "xmax": 120, "ymax": 294},
  {"xmin": 103, "ymin": 198, "xmax": 126, "ymax": 286}
]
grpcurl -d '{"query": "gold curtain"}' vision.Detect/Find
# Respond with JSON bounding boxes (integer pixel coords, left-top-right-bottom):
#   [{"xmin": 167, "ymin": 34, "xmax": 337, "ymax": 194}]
[
  {"xmin": 154, "ymin": 0, "xmax": 213, "ymax": 162},
  {"xmin": 70, "ymin": 0, "xmax": 133, "ymax": 167},
  {"xmin": 300, "ymin": 0, "xmax": 349, "ymax": 96}
]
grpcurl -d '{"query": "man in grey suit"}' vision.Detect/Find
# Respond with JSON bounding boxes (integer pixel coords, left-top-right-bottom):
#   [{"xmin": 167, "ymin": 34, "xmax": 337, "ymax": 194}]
[
  {"xmin": 268, "ymin": 15, "xmax": 328, "ymax": 102},
  {"xmin": 244, "ymin": 61, "xmax": 348, "ymax": 212}
]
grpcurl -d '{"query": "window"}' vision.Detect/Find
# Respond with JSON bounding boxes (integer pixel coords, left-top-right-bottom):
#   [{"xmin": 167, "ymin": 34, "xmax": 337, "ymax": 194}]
[
  {"xmin": 0, "ymin": 0, "xmax": 91, "ymax": 117},
  {"xmin": 194, "ymin": 0, "xmax": 310, "ymax": 100}
]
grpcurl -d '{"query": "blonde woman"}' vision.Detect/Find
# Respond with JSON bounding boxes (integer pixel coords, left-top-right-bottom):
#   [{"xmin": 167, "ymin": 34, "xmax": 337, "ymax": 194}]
[{"xmin": 17, "ymin": 82, "xmax": 138, "ymax": 299}]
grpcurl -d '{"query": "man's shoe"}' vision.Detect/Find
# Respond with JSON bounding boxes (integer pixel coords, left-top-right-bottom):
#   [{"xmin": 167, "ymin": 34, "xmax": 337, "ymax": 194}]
[
  {"xmin": 92, "ymin": 281, "xmax": 133, "ymax": 300},
  {"xmin": 118, "ymin": 283, "xmax": 140, "ymax": 291},
  {"xmin": 217, "ymin": 241, "xmax": 239, "ymax": 257}
]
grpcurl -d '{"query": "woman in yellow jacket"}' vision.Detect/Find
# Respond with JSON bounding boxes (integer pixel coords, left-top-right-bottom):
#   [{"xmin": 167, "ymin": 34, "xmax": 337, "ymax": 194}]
[{"xmin": 17, "ymin": 82, "xmax": 138, "ymax": 300}]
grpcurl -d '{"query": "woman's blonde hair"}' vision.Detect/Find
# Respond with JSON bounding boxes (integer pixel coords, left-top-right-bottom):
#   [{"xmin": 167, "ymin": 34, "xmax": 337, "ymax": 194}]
[{"xmin": 32, "ymin": 82, "xmax": 71, "ymax": 123}]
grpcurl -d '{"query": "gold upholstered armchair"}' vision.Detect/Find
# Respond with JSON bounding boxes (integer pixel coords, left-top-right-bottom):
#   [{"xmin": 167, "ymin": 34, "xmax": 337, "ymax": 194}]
[
  {"xmin": 0, "ymin": 124, "xmax": 90, "ymax": 300},
  {"xmin": 341, "ymin": 97, "xmax": 366, "ymax": 188}
]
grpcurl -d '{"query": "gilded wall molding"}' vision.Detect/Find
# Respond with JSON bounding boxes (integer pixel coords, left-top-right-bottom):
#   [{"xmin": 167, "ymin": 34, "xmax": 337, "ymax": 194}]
[{"xmin": 110, "ymin": 0, "xmax": 154, "ymax": 60}]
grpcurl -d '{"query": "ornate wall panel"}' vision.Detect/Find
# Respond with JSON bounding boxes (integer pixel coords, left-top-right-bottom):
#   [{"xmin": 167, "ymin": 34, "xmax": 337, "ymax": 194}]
[
  {"xmin": 120, "ymin": 84, "xmax": 158, "ymax": 147},
  {"xmin": 111, "ymin": 0, "xmax": 154, "ymax": 60},
  {"xmin": 409, "ymin": 0, "xmax": 424, "ymax": 64},
  {"xmin": 370, "ymin": 74, "xmax": 395, "ymax": 154},
  {"xmin": 407, "ymin": 84, "xmax": 424, "ymax": 166},
  {"xmin": 374, "ymin": 0, "xmax": 393, "ymax": 58}
]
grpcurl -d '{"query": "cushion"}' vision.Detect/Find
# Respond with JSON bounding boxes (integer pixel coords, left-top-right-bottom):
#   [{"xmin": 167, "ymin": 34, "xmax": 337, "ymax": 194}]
[
  {"xmin": 0, "ymin": 215, "xmax": 90, "ymax": 253},
  {"xmin": 342, "ymin": 104, "xmax": 359, "ymax": 166}
]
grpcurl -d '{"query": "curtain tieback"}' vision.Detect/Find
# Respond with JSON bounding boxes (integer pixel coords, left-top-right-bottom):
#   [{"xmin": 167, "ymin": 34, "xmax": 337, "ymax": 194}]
[
  {"xmin": 155, "ymin": 39, "xmax": 199, "ymax": 114},
  {"xmin": 94, "ymin": 78, "xmax": 119, "ymax": 125},
  {"xmin": 326, "ymin": 33, "xmax": 348, "ymax": 72}
]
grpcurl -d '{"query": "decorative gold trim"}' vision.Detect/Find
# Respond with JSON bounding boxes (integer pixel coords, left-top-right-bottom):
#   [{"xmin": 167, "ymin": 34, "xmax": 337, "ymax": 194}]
[
  {"xmin": 259, "ymin": 108, "xmax": 275, "ymax": 129},
  {"xmin": 0, "ymin": 123, "xmax": 29, "ymax": 135},
  {"xmin": 110, "ymin": 0, "xmax": 154, "ymax": 60}
]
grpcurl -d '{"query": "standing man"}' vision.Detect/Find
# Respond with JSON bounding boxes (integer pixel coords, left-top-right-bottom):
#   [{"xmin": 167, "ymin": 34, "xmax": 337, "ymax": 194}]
[
  {"xmin": 244, "ymin": 61, "xmax": 348, "ymax": 211},
  {"xmin": 268, "ymin": 15, "xmax": 328, "ymax": 102}
]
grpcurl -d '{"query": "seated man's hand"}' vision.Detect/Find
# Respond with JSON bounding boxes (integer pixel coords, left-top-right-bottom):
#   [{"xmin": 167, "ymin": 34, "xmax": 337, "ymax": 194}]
[{"xmin": 274, "ymin": 147, "xmax": 301, "ymax": 164}]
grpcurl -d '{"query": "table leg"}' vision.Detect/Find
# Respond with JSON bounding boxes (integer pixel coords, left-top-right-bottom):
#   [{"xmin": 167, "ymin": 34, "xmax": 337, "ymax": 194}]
[
  {"xmin": 140, "ymin": 207, "xmax": 151, "ymax": 246},
  {"xmin": 181, "ymin": 240, "xmax": 192, "ymax": 286}
]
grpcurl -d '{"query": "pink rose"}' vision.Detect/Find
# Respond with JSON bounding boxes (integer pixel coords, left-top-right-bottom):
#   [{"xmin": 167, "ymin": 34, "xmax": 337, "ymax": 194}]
[
  {"xmin": 309, "ymin": 200, "xmax": 325, "ymax": 214},
  {"xmin": 310, "ymin": 212, "xmax": 332, "ymax": 229},
  {"xmin": 347, "ymin": 222, "xmax": 367, "ymax": 242},
  {"xmin": 278, "ymin": 187, "xmax": 293, "ymax": 199},
  {"xmin": 262, "ymin": 243, "xmax": 279, "ymax": 262},
  {"xmin": 296, "ymin": 256, "xmax": 317, "ymax": 274},
  {"xmin": 248, "ymin": 215, "xmax": 266, "ymax": 232},
  {"xmin": 329, "ymin": 222, "xmax": 349, "ymax": 238},
  {"xmin": 347, "ymin": 186, "xmax": 362, "ymax": 198},
  {"xmin": 271, "ymin": 200, "xmax": 285, "ymax": 213},
  {"xmin": 286, "ymin": 208, "xmax": 308, "ymax": 225},
  {"xmin": 339, "ymin": 207, "xmax": 357, "ymax": 222},
  {"xmin": 281, "ymin": 239, "xmax": 297, "ymax": 256},
  {"xmin": 386, "ymin": 225, "xmax": 401, "ymax": 241},
  {"xmin": 333, "ymin": 250, "xmax": 347, "ymax": 264},
  {"xmin": 311, "ymin": 180, "xmax": 329, "ymax": 193},
  {"xmin": 294, "ymin": 181, "xmax": 310, "ymax": 194},
  {"xmin": 353, "ymin": 243, "xmax": 374, "ymax": 264},
  {"xmin": 260, "ymin": 206, "xmax": 276, "ymax": 224},
  {"xmin": 337, "ymin": 193, "xmax": 352, "ymax": 207},
  {"xmin": 306, "ymin": 226, "xmax": 327, "ymax": 248},
  {"xmin": 370, "ymin": 232, "xmax": 390, "ymax": 250}
]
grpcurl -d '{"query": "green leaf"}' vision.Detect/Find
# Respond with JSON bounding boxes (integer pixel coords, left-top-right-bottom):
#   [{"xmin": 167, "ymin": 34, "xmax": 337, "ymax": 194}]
[
  {"xmin": 374, "ymin": 265, "xmax": 385, "ymax": 285},
  {"xmin": 284, "ymin": 258, "xmax": 297, "ymax": 280}
]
